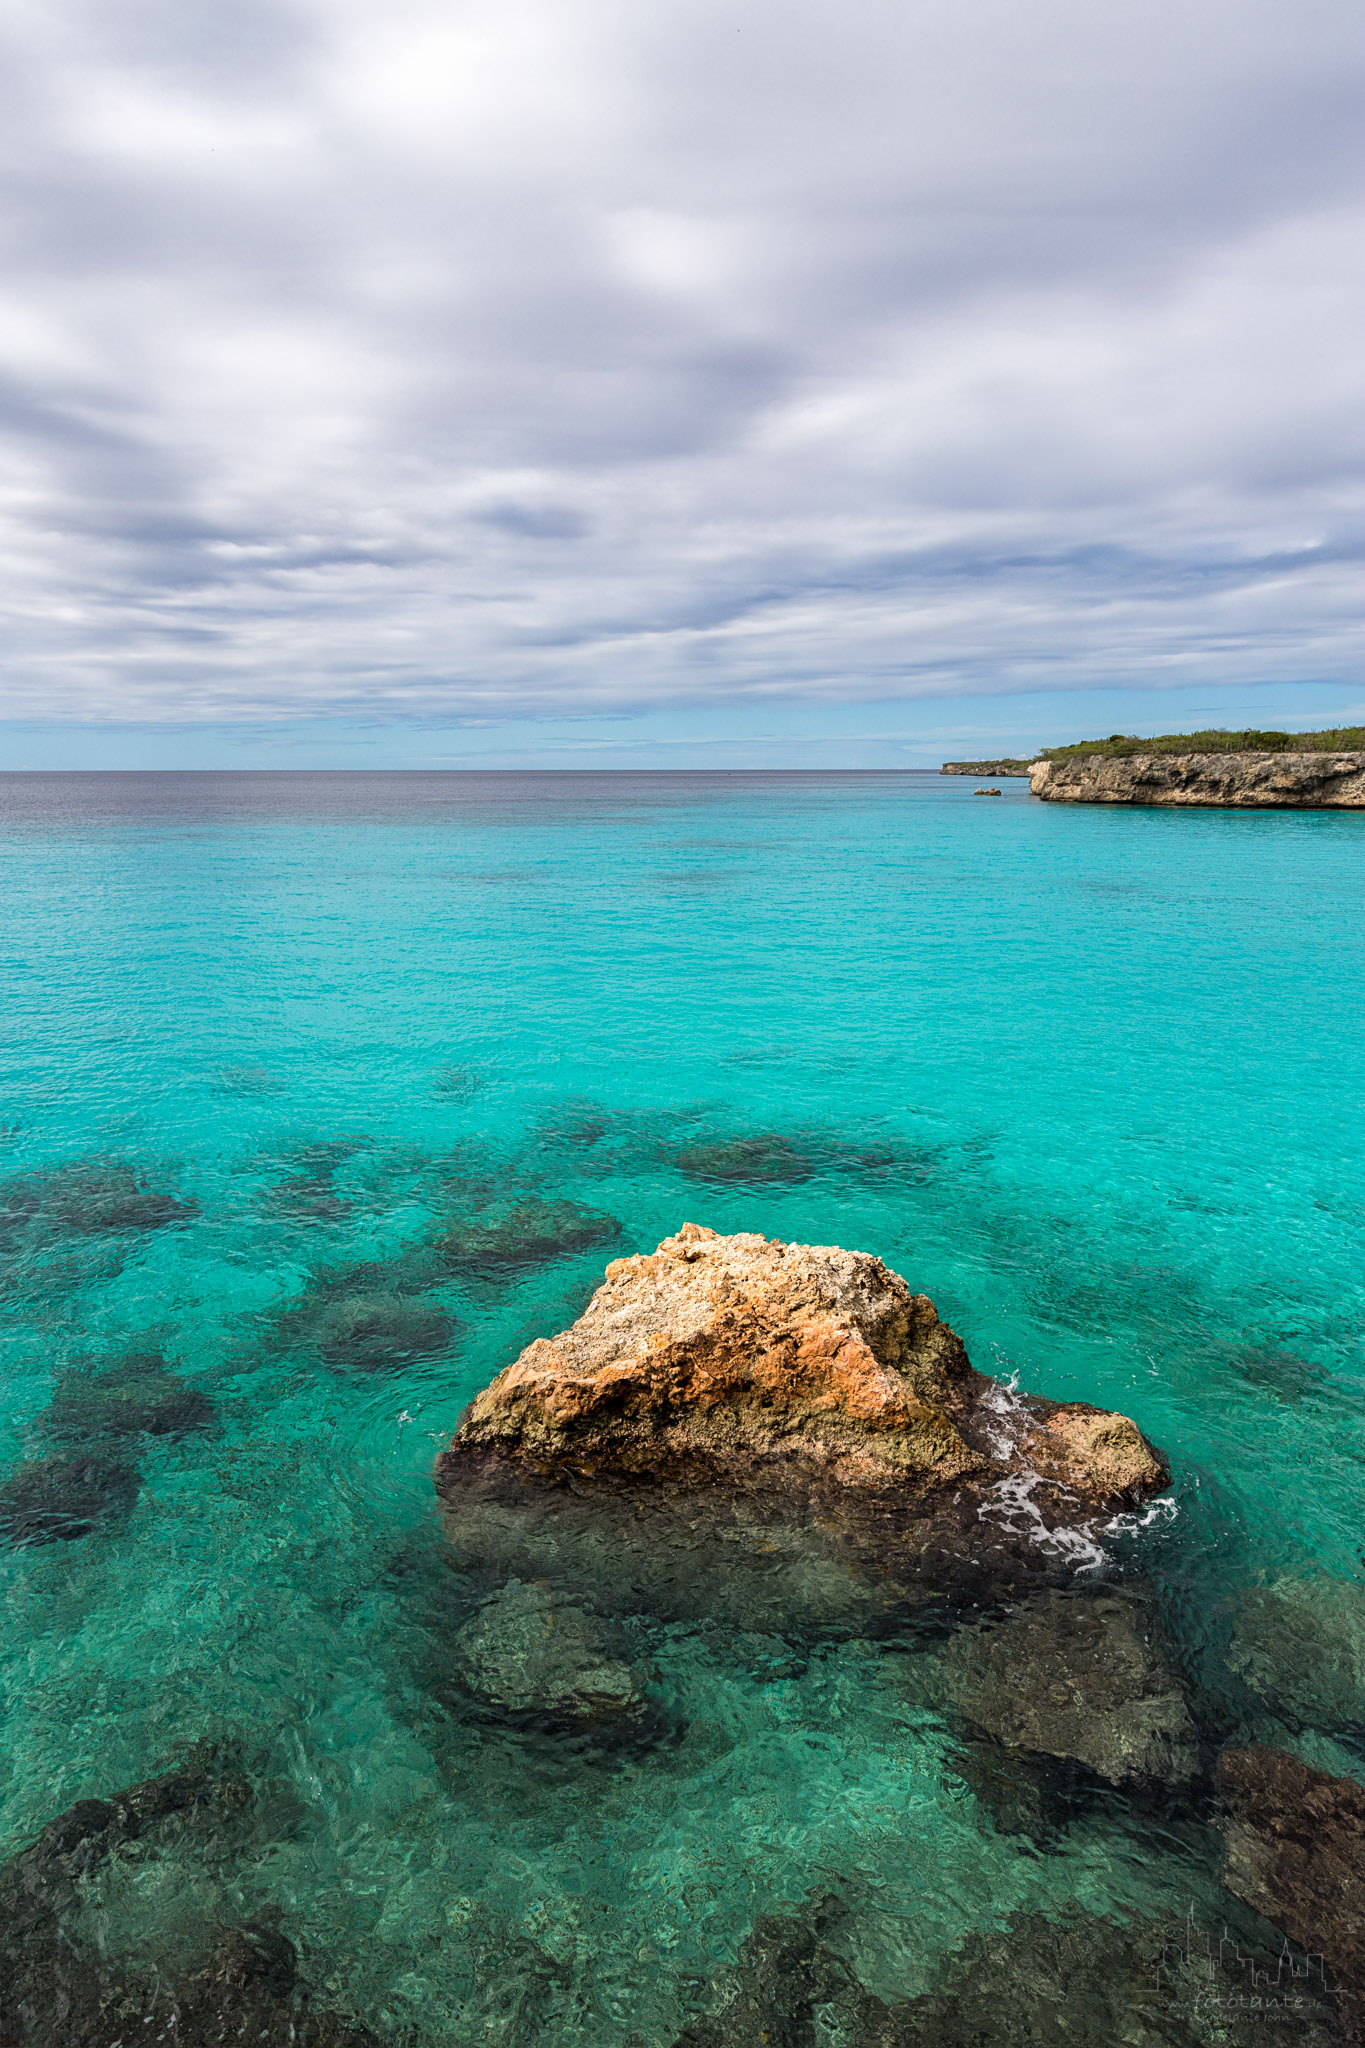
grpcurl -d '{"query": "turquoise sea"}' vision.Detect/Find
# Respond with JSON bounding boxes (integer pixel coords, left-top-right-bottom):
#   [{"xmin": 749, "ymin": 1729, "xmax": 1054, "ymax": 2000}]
[{"xmin": 1, "ymin": 769, "xmax": 1362, "ymax": 2044}]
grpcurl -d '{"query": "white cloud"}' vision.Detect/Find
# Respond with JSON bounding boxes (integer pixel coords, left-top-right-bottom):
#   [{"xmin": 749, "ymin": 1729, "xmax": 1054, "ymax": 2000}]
[{"xmin": 0, "ymin": 0, "xmax": 1360, "ymax": 725}]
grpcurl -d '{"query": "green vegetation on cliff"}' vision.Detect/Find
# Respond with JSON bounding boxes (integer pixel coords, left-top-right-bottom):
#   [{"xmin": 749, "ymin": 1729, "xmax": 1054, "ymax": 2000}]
[{"xmin": 1042, "ymin": 726, "xmax": 1365, "ymax": 762}]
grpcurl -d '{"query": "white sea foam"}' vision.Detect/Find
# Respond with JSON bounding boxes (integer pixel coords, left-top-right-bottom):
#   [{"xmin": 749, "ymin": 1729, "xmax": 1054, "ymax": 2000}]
[{"xmin": 974, "ymin": 1369, "xmax": 1178, "ymax": 1572}]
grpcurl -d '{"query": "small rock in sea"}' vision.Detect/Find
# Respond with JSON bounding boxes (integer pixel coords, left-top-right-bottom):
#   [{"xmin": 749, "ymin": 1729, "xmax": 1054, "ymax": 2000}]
[
  {"xmin": 1218, "ymin": 1745, "xmax": 1365, "ymax": 2008},
  {"xmin": 435, "ymin": 1196, "xmax": 620, "ymax": 1275},
  {"xmin": 1227, "ymin": 1575, "xmax": 1365, "ymax": 1733},
  {"xmin": 37, "ymin": 1354, "xmax": 214, "ymax": 1445},
  {"xmin": 0, "ymin": 1452, "xmax": 141, "ymax": 1546},
  {"xmin": 451, "ymin": 1580, "xmax": 648, "ymax": 1726},
  {"xmin": 939, "ymin": 1587, "xmax": 1199, "ymax": 1789},
  {"xmin": 674, "ymin": 1134, "xmax": 814, "ymax": 1184}
]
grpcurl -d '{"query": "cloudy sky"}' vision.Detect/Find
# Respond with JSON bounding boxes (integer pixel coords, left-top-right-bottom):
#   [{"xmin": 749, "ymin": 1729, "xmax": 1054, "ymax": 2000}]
[{"xmin": 1, "ymin": 0, "xmax": 1362, "ymax": 767}]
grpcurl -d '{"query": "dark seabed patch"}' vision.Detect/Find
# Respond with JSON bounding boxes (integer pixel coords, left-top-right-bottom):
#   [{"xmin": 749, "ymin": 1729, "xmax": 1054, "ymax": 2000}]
[
  {"xmin": 434, "ymin": 1197, "xmax": 621, "ymax": 1275},
  {"xmin": 0, "ymin": 1750, "xmax": 381, "ymax": 2047},
  {"xmin": 272, "ymin": 1279, "xmax": 458, "ymax": 1375},
  {"xmin": 0, "ymin": 1451, "xmax": 141, "ymax": 1545},
  {"xmin": 674, "ymin": 1134, "xmax": 816, "ymax": 1184},
  {"xmin": 0, "ymin": 1156, "xmax": 198, "ymax": 1245},
  {"xmin": 35, "ymin": 1352, "xmax": 215, "ymax": 1446}
]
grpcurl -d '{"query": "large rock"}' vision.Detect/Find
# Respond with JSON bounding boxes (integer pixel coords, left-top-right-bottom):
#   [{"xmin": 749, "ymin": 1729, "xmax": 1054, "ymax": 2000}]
[
  {"xmin": 435, "ymin": 1228, "xmax": 1170, "ymax": 1628},
  {"xmin": 1030, "ymin": 751, "xmax": 1365, "ymax": 808},
  {"xmin": 940, "ymin": 1588, "xmax": 1199, "ymax": 1789},
  {"xmin": 442, "ymin": 1225, "xmax": 1166, "ymax": 1507},
  {"xmin": 1218, "ymin": 1745, "xmax": 1365, "ymax": 2021}
]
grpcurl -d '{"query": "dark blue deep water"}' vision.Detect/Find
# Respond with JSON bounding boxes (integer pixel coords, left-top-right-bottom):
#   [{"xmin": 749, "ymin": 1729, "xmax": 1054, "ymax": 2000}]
[{"xmin": 1, "ymin": 770, "xmax": 1362, "ymax": 2043}]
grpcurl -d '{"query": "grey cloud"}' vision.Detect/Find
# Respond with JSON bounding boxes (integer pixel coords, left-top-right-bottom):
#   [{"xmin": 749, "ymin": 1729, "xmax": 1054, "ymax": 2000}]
[{"xmin": 0, "ymin": 0, "xmax": 1360, "ymax": 724}]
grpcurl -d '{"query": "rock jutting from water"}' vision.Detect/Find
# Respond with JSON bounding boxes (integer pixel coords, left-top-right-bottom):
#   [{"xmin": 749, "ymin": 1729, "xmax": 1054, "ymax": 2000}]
[
  {"xmin": 1030, "ymin": 751, "xmax": 1365, "ymax": 808},
  {"xmin": 435, "ymin": 1226, "xmax": 1169, "ymax": 1616}
]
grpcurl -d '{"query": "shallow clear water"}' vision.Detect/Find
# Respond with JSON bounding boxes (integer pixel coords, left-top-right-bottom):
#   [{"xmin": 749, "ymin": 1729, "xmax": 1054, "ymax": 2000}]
[{"xmin": 1, "ymin": 769, "xmax": 1362, "ymax": 2044}]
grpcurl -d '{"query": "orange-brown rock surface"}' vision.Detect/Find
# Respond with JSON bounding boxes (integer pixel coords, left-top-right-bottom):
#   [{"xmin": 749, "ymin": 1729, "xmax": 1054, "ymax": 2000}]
[{"xmin": 441, "ymin": 1225, "xmax": 1167, "ymax": 1513}]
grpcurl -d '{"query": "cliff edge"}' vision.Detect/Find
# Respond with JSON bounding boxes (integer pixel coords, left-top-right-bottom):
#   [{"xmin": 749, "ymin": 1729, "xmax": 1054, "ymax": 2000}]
[{"xmin": 1030, "ymin": 751, "xmax": 1365, "ymax": 808}]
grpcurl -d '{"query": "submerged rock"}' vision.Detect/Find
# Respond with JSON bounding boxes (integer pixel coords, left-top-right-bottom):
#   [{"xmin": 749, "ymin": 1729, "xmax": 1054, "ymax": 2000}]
[
  {"xmin": 451, "ymin": 1580, "xmax": 648, "ymax": 1726},
  {"xmin": 671, "ymin": 1899, "xmax": 1336, "ymax": 2047},
  {"xmin": 263, "ymin": 1138, "xmax": 370, "ymax": 1222},
  {"xmin": 0, "ymin": 1452, "xmax": 140, "ymax": 1546},
  {"xmin": 37, "ymin": 1354, "xmax": 214, "ymax": 1445},
  {"xmin": 0, "ymin": 1157, "xmax": 197, "ymax": 1243},
  {"xmin": 939, "ymin": 1587, "xmax": 1199, "ymax": 1789},
  {"xmin": 435, "ymin": 1197, "xmax": 620, "ymax": 1275},
  {"xmin": 675, "ymin": 1135, "xmax": 814, "ymax": 1184},
  {"xmin": 273, "ymin": 1266, "xmax": 457, "ymax": 1373},
  {"xmin": 0, "ymin": 1755, "xmax": 378, "ymax": 2047},
  {"xmin": 309, "ymin": 1292, "xmax": 456, "ymax": 1372},
  {"xmin": 1218, "ymin": 1745, "xmax": 1365, "ymax": 2016},
  {"xmin": 0, "ymin": 1749, "xmax": 254, "ymax": 1919},
  {"xmin": 430, "ymin": 1062, "xmax": 484, "ymax": 1100},
  {"xmin": 672, "ymin": 1901, "xmax": 885, "ymax": 2046},
  {"xmin": 1228, "ymin": 1575, "xmax": 1365, "ymax": 1734}
]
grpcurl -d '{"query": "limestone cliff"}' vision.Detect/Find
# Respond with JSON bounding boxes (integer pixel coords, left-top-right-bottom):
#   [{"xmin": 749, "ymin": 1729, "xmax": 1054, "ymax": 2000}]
[{"xmin": 1030, "ymin": 751, "xmax": 1365, "ymax": 808}]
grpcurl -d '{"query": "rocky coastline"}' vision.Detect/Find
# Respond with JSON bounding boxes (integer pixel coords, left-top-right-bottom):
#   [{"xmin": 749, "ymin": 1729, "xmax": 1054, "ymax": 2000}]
[{"xmin": 1029, "ymin": 751, "xmax": 1365, "ymax": 808}]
